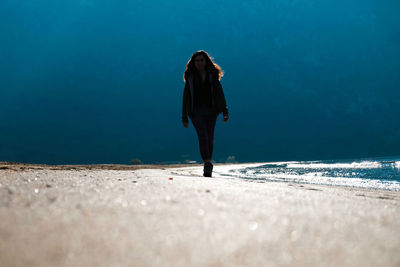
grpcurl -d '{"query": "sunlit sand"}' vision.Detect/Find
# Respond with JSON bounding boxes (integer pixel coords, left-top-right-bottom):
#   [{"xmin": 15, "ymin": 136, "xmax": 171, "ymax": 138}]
[{"xmin": 1, "ymin": 162, "xmax": 399, "ymax": 266}]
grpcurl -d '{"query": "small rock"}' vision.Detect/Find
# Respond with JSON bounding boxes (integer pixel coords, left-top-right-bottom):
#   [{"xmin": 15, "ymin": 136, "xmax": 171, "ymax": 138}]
[
  {"xmin": 47, "ymin": 196, "xmax": 57, "ymax": 203},
  {"xmin": 6, "ymin": 186, "xmax": 14, "ymax": 194},
  {"xmin": 249, "ymin": 221, "xmax": 258, "ymax": 231}
]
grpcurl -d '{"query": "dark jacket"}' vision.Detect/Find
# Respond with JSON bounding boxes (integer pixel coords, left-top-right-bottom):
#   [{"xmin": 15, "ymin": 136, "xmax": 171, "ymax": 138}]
[{"xmin": 182, "ymin": 71, "xmax": 229, "ymax": 122}]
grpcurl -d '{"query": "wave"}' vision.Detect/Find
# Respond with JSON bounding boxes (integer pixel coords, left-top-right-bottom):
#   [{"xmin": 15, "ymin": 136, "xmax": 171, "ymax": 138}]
[{"xmin": 220, "ymin": 157, "xmax": 400, "ymax": 191}]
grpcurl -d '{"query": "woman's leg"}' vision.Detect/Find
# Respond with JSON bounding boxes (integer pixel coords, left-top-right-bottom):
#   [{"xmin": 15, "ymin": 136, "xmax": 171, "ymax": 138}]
[
  {"xmin": 206, "ymin": 115, "xmax": 218, "ymax": 161},
  {"xmin": 190, "ymin": 114, "xmax": 211, "ymax": 162}
]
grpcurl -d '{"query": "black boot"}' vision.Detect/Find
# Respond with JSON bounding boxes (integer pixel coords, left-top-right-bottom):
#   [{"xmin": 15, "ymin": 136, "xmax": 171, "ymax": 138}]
[{"xmin": 203, "ymin": 161, "xmax": 213, "ymax": 177}]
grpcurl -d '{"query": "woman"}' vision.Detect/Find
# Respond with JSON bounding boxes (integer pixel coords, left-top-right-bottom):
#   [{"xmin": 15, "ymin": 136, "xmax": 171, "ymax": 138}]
[{"xmin": 181, "ymin": 50, "xmax": 229, "ymax": 177}]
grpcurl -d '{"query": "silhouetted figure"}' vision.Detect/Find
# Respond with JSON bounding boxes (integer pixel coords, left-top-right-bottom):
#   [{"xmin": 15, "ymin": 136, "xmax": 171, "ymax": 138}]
[{"xmin": 182, "ymin": 50, "xmax": 229, "ymax": 177}]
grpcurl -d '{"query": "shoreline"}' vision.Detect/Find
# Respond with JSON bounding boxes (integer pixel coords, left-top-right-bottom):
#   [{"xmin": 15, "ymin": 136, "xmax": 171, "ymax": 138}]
[
  {"xmin": 0, "ymin": 161, "xmax": 262, "ymax": 171},
  {"xmin": 1, "ymin": 160, "xmax": 399, "ymax": 194}
]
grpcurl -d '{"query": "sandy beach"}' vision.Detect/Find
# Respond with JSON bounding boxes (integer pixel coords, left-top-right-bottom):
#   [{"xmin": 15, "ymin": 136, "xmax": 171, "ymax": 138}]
[{"xmin": 0, "ymin": 162, "xmax": 399, "ymax": 267}]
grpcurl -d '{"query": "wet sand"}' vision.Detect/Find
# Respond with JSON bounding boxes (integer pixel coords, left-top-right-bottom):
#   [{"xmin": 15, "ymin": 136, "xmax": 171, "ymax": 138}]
[{"xmin": 0, "ymin": 162, "xmax": 399, "ymax": 267}]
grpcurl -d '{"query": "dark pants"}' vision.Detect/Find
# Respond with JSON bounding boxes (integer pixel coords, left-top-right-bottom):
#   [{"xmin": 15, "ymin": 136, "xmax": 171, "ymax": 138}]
[{"xmin": 190, "ymin": 113, "xmax": 218, "ymax": 162}]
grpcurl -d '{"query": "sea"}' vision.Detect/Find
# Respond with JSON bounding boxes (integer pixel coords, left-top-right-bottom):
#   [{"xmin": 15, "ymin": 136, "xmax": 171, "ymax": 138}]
[{"xmin": 220, "ymin": 156, "xmax": 400, "ymax": 191}]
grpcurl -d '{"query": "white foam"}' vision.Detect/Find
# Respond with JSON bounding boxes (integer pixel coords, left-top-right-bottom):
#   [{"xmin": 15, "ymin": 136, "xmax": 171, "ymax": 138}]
[
  {"xmin": 219, "ymin": 160, "xmax": 400, "ymax": 191},
  {"xmin": 286, "ymin": 161, "xmax": 381, "ymax": 169}
]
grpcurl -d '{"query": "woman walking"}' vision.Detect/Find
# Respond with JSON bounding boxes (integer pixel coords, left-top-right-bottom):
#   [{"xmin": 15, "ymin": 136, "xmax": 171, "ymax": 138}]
[{"xmin": 182, "ymin": 50, "xmax": 229, "ymax": 177}]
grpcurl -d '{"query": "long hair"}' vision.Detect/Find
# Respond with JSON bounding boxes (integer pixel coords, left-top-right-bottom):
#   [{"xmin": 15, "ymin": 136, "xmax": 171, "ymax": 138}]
[{"xmin": 183, "ymin": 50, "xmax": 224, "ymax": 82}]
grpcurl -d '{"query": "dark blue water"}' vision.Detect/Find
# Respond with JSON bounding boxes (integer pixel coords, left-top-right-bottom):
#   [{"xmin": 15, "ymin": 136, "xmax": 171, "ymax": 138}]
[
  {"xmin": 223, "ymin": 156, "xmax": 400, "ymax": 191},
  {"xmin": 1, "ymin": 1, "xmax": 399, "ymax": 164}
]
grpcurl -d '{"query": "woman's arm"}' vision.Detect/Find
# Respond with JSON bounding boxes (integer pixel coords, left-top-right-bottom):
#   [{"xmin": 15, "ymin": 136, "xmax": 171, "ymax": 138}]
[
  {"xmin": 216, "ymin": 79, "xmax": 229, "ymax": 116},
  {"xmin": 182, "ymin": 81, "xmax": 189, "ymax": 122}
]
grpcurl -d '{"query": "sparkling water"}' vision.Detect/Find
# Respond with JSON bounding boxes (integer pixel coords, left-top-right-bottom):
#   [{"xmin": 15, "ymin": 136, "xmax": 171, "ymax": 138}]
[{"xmin": 221, "ymin": 156, "xmax": 400, "ymax": 191}]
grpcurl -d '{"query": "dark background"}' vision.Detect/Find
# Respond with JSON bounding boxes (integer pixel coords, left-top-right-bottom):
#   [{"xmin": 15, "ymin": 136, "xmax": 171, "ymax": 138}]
[{"xmin": 1, "ymin": 0, "xmax": 399, "ymax": 164}]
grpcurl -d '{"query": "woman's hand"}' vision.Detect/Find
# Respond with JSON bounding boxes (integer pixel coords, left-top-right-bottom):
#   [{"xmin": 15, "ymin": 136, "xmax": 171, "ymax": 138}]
[
  {"xmin": 182, "ymin": 120, "xmax": 189, "ymax": 128},
  {"xmin": 222, "ymin": 114, "xmax": 229, "ymax": 122}
]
